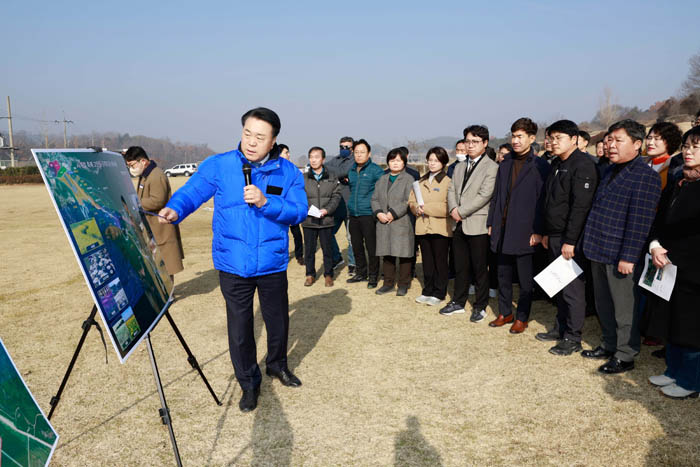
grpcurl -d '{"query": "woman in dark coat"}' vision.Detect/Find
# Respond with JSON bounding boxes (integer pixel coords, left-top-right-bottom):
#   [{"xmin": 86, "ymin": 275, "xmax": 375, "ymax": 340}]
[
  {"xmin": 372, "ymin": 148, "xmax": 415, "ymax": 296},
  {"xmin": 646, "ymin": 126, "xmax": 700, "ymax": 399}
]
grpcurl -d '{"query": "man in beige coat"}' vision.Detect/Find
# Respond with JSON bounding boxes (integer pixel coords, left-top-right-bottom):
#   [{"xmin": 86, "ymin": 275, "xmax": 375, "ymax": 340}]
[
  {"xmin": 124, "ymin": 146, "xmax": 184, "ymax": 279},
  {"xmin": 443, "ymin": 125, "xmax": 498, "ymax": 321}
]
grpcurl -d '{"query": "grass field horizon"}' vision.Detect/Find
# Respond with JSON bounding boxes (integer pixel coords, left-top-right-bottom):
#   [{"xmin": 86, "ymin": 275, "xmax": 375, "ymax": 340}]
[{"xmin": 1, "ymin": 178, "xmax": 699, "ymax": 466}]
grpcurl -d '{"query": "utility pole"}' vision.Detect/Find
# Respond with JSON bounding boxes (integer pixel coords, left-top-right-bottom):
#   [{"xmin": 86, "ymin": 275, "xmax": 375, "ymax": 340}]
[
  {"xmin": 60, "ymin": 111, "xmax": 74, "ymax": 147},
  {"xmin": 6, "ymin": 96, "xmax": 15, "ymax": 167}
]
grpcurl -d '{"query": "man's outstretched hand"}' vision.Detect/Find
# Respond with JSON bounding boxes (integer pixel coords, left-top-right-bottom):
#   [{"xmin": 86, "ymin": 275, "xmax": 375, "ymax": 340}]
[{"xmin": 158, "ymin": 207, "xmax": 179, "ymax": 224}]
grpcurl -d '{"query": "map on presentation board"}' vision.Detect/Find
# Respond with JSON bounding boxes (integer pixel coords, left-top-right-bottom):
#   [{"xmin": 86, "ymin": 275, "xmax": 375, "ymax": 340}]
[
  {"xmin": 0, "ymin": 337, "xmax": 59, "ymax": 467},
  {"xmin": 32, "ymin": 149, "xmax": 173, "ymax": 363}
]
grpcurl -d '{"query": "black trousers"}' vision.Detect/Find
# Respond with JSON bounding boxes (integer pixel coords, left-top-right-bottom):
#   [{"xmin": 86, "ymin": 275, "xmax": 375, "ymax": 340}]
[
  {"xmin": 382, "ymin": 256, "xmax": 412, "ymax": 288},
  {"xmin": 497, "ymin": 252, "xmax": 534, "ymax": 322},
  {"xmin": 453, "ymin": 230, "xmax": 489, "ymax": 310},
  {"xmin": 290, "ymin": 224, "xmax": 303, "ymax": 259},
  {"xmin": 349, "ymin": 215, "xmax": 379, "ymax": 280},
  {"xmin": 219, "ymin": 270, "xmax": 289, "ymax": 390},
  {"xmin": 547, "ymin": 235, "xmax": 586, "ymax": 342},
  {"xmin": 303, "ymin": 227, "xmax": 334, "ymax": 277},
  {"xmin": 488, "ymin": 248, "xmax": 498, "ymax": 290},
  {"xmin": 418, "ymin": 234, "xmax": 449, "ymax": 299}
]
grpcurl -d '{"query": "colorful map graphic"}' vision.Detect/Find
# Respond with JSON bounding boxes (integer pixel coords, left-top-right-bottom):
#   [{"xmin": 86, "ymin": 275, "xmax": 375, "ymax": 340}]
[
  {"xmin": 0, "ymin": 338, "xmax": 59, "ymax": 467},
  {"xmin": 70, "ymin": 218, "xmax": 104, "ymax": 255},
  {"xmin": 32, "ymin": 149, "xmax": 173, "ymax": 362}
]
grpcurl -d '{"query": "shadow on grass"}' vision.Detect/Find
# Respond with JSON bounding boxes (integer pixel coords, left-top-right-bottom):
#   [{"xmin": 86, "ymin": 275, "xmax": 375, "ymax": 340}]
[
  {"xmin": 393, "ymin": 416, "xmax": 442, "ymax": 466},
  {"xmin": 601, "ymin": 348, "xmax": 700, "ymax": 466},
  {"xmin": 173, "ymin": 269, "xmax": 219, "ymax": 299},
  {"xmin": 287, "ymin": 289, "xmax": 352, "ymax": 372}
]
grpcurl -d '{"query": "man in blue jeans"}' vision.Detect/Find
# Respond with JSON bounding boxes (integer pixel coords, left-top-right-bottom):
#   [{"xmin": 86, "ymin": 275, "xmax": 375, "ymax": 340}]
[
  {"xmin": 159, "ymin": 107, "xmax": 308, "ymax": 412},
  {"xmin": 325, "ymin": 136, "xmax": 356, "ymax": 274}
]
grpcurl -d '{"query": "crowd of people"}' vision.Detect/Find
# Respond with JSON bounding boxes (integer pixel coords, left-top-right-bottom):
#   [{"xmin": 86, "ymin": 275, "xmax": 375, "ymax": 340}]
[
  {"xmin": 133, "ymin": 106, "xmax": 699, "ymax": 411},
  {"xmin": 281, "ymin": 110, "xmax": 700, "ymax": 400}
]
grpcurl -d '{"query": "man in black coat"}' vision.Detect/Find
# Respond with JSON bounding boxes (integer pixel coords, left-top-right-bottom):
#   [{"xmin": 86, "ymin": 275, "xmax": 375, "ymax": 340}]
[
  {"xmin": 487, "ymin": 118, "xmax": 551, "ymax": 334},
  {"xmin": 537, "ymin": 120, "xmax": 599, "ymax": 355}
]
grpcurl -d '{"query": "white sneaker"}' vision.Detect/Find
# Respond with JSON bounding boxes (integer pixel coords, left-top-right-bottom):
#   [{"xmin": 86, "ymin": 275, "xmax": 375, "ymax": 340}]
[
  {"xmin": 426, "ymin": 297, "xmax": 443, "ymax": 306},
  {"xmin": 661, "ymin": 383, "xmax": 699, "ymax": 399},
  {"xmin": 468, "ymin": 285, "xmax": 475, "ymax": 295},
  {"xmin": 649, "ymin": 374, "xmax": 676, "ymax": 387},
  {"xmin": 415, "ymin": 295, "xmax": 431, "ymax": 304},
  {"xmin": 489, "ymin": 288, "xmax": 497, "ymax": 298}
]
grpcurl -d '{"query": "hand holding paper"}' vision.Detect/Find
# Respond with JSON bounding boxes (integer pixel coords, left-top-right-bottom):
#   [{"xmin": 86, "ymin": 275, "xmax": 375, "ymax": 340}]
[
  {"xmin": 534, "ymin": 256, "xmax": 584, "ymax": 298},
  {"xmin": 308, "ymin": 205, "xmax": 323, "ymax": 218}
]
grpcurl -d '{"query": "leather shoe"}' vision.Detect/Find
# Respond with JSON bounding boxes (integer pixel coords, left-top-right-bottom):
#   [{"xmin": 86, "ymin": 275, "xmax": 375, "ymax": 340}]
[
  {"xmin": 581, "ymin": 346, "xmax": 614, "ymax": 360},
  {"xmin": 489, "ymin": 314, "xmax": 514, "ymax": 327},
  {"xmin": 598, "ymin": 357, "xmax": 634, "ymax": 374},
  {"xmin": 239, "ymin": 386, "xmax": 260, "ymax": 412},
  {"xmin": 509, "ymin": 320, "xmax": 528, "ymax": 334},
  {"xmin": 296, "ymin": 257, "xmax": 304, "ymax": 266},
  {"xmin": 324, "ymin": 276, "xmax": 334, "ymax": 287},
  {"xmin": 266, "ymin": 367, "xmax": 302, "ymax": 387},
  {"xmin": 304, "ymin": 276, "xmax": 314, "ymax": 286}
]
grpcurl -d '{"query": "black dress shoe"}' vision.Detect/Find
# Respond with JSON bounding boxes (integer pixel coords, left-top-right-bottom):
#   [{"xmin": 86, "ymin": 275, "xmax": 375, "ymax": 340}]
[
  {"xmin": 535, "ymin": 330, "xmax": 561, "ymax": 342},
  {"xmin": 266, "ymin": 368, "xmax": 302, "ymax": 387},
  {"xmin": 367, "ymin": 281, "xmax": 378, "ymax": 289},
  {"xmin": 346, "ymin": 274, "xmax": 367, "ymax": 283},
  {"xmin": 239, "ymin": 386, "xmax": 260, "ymax": 412},
  {"xmin": 375, "ymin": 284, "xmax": 394, "ymax": 295},
  {"xmin": 396, "ymin": 286, "xmax": 408, "ymax": 296},
  {"xmin": 581, "ymin": 346, "xmax": 614, "ymax": 360},
  {"xmin": 598, "ymin": 357, "xmax": 634, "ymax": 374}
]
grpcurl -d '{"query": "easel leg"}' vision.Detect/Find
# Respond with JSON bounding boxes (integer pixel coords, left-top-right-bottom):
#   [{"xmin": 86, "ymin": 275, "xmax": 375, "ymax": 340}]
[
  {"xmin": 165, "ymin": 310, "xmax": 222, "ymax": 406},
  {"xmin": 48, "ymin": 305, "xmax": 99, "ymax": 420},
  {"xmin": 147, "ymin": 334, "xmax": 183, "ymax": 467}
]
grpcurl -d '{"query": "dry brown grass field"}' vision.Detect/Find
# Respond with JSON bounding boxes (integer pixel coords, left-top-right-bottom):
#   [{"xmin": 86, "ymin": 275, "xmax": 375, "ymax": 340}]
[{"xmin": 1, "ymin": 178, "xmax": 699, "ymax": 466}]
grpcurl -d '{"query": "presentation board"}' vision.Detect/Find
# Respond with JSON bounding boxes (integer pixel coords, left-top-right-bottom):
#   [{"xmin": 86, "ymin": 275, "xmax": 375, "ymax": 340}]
[
  {"xmin": 32, "ymin": 149, "xmax": 173, "ymax": 363},
  {"xmin": 0, "ymin": 337, "xmax": 59, "ymax": 467}
]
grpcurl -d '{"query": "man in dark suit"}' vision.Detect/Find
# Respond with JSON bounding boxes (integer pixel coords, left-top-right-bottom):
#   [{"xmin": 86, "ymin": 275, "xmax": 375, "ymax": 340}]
[
  {"xmin": 487, "ymin": 118, "xmax": 551, "ymax": 334},
  {"xmin": 581, "ymin": 119, "xmax": 662, "ymax": 374},
  {"xmin": 537, "ymin": 120, "xmax": 598, "ymax": 355}
]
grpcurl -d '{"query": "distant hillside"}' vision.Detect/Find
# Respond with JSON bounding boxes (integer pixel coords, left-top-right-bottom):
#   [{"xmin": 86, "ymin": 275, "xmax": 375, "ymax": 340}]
[{"xmin": 5, "ymin": 131, "xmax": 216, "ymax": 168}]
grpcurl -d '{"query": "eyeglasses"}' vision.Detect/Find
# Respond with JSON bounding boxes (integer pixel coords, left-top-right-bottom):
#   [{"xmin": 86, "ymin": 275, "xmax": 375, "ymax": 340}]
[
  {"xmin": 340, "ymin": 145, "xmax": 352, "ymax": 150},
  {"xmin": 464, "ymin": 139, "xmax": 483, "ymax": 145}
]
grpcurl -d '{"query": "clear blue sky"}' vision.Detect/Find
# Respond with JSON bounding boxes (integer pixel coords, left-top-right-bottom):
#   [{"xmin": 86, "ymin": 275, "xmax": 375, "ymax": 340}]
[{"xmin": 3, "ymin": 0, "xmax": 698, "ymax": 158}]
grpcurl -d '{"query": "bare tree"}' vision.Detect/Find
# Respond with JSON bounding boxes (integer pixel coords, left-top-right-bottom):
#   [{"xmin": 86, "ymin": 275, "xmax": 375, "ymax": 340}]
[
  {"xmin": 681, "ymin": 51, "xmax": 700, "ymax": 97},
  {"xmin": 597, "ymin": 87, "xmax": 620, "ymax": 129}
]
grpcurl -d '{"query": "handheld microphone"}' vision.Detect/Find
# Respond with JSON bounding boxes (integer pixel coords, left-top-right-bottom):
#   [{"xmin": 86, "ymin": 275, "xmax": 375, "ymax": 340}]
[{"xmin": 242, "ymin": 163, "xmax": 253, "ymax": 206}]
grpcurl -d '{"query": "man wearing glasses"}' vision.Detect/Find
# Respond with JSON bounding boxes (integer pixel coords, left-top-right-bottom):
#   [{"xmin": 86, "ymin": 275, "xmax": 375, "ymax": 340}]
[{"xmin": 325, "ymin": 136, "xmax": 357, "ymax": 275}]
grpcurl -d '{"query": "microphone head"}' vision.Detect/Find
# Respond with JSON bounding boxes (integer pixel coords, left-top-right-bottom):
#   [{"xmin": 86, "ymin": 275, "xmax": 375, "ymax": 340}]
[{"xmin": 242, "ymin": 163, "xmax": 252, "ymax": 175}]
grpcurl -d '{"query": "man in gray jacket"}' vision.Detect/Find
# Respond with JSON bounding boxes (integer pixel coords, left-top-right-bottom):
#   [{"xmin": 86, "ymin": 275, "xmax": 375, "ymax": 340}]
[{"xmin": 443, "ymin": 125, "xmax": 499, "ymax": 322}]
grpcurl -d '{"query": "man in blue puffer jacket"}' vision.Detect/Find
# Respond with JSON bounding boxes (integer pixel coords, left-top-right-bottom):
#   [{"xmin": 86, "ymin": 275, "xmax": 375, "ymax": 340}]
[{"xmin": 158, "ymin": 107, "xmax": 307, "ymax": 412}]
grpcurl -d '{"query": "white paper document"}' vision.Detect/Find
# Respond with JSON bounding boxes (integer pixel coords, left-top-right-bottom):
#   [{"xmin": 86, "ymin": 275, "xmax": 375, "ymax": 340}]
[
  {"xmin": 308, "ymin": 205, "xmax": 323, "ymax": 218},
  {"xmin": 638, "ymin": 253, "xmax": 677, "ymax": 301},
  {"xmin": 412, "ymin": 181, "xmax": 425, "ymax": 206},
  {"xmin": 534, "ymin": 256, "xmax": 584, "ymax": 298}
]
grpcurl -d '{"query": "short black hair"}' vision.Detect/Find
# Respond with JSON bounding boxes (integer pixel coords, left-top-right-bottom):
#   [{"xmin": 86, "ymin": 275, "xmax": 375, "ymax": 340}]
[
  {"xmin": 463, "ymin": 125, "xmax": 489, "ymax": 143},
  {"xmin": 308, "ymin": 146, "xmax": 326, "ymax": 158},
  {"xmin": 578, "ymin": 130, "xmax": 591, "ymax": 143},
  {"xmin": 241, "ymin": 107, "xmax": 281, "ymax": 137},
  {"xmin": 353, "ymin": 139, "xmax": 371, "ymax": 153},
  {"xmin": 485, "ymin": 147, "xmax": 496, "ymax": 160},
  {"xmin": 278, "ymin": 143, "xmax": 289, "ymax": 153},
  {"xmin": 387, "ymin": 147, "xmax": 407, "ymax": 165},
  {"xmin": 683, "ymin": 125, "xmax": 700, "ymax": 146},
  {"xmin": 455, "ymin": 139, "xmax": 466, "ymax": 148},
  {"xmin": 608, "ymin": 119, "xmax": 646, "ymax": 145},
  {"xmin": 648, "ymin": 121, "xmax": 682, "ymax": 155},
  {"xmin": 124, "ymin": 146, "xmax": 149, "ymax": 162},
  {"xmin": 546, "ymin": 120, "xmax": 579, "ymax": 138},
  {"xmin": 498, "ymin": 143, "xmax": 513, "ymax": 152},
  {"xmin": 511, "ymin": 117, "xmax": 538, "ymax": 136},
  {"xmin": 339, "ymin": 136, "xmax": 354, "ymax": 145},
  {"xmin": 426, "ymin": 146, "xmax": 449, "ymax": 166},
  {"xmin": 398, "ymin": 146, "xmax": 409, "ymax": 157}
]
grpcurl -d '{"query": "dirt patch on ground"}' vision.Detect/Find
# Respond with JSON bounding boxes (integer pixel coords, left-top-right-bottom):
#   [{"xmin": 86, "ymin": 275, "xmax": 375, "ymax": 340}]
[{"xmin": 1, "ymin": 180, "xmax": 698, "ymax": 466}]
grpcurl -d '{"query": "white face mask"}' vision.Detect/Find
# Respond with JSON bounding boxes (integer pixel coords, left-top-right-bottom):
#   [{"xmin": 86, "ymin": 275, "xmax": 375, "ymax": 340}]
[
  {"xmin": 455, "ymin": 153, "xmax": 467, "ymax": 162},
  {"xmin": 129, "ymin": 166, "xmax": 144, "ymax": 177}
]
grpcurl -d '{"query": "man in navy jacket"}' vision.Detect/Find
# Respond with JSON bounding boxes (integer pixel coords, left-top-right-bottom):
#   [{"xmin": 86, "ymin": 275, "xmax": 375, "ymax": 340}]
[
  {"xmin": 487, "ymin": 118, "xmax": 551, "ymax": 334},
  {"xmin": 581, "ymin": 119, "xmax": 661, "ymax": 374},
  {"xmin": 159, "ymin": 108, "xmax": 308, "ymax": 412}
]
